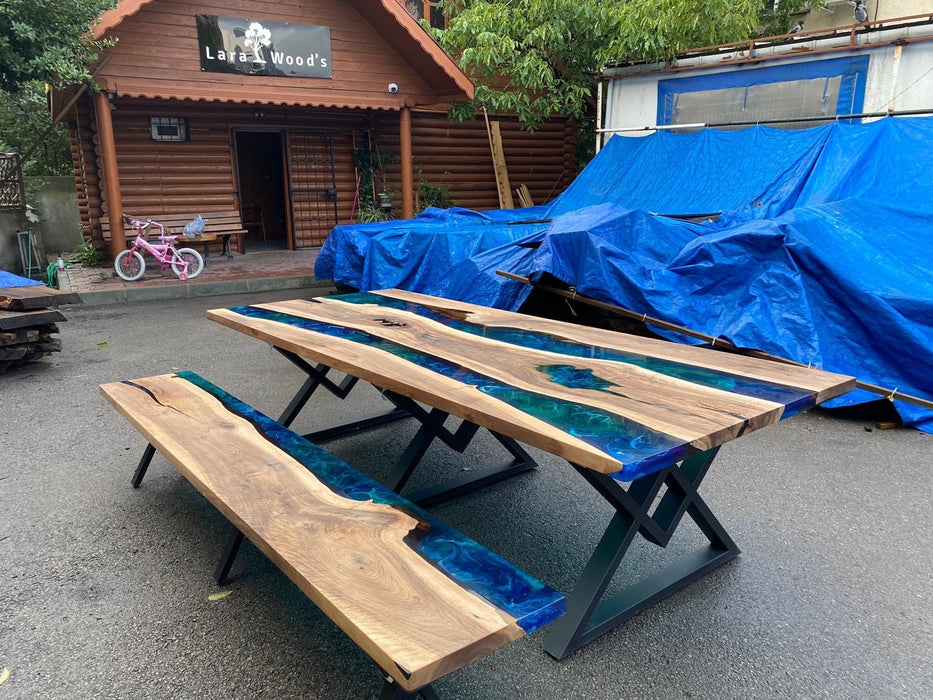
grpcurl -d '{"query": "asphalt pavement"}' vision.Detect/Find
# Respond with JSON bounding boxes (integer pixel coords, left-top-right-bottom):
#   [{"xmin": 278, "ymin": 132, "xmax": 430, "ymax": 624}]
[{"xmin": 1, "ymin": 289, "xmax": 930, "ymax": 699}]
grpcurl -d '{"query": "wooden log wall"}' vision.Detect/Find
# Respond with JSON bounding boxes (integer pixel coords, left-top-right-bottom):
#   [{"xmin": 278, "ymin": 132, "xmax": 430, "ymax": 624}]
[
  {"xmin": 75, "ymin": 97, "xmax": 375, "ymax": 244},
  {"xmin": 93, "ymin": 0, "xmax": 441, "ymax": 113},
  {"xmin": 375, "ymin": 112, "xmax": 577, "ymax": 213},
  {"xmin": 71, "ymin": 96, "xmax": 576, "ymax": 249},
  {"xmin": 416, "ymin": 113, "xmax": 576, "ymax": 211},
  {"xmin": 112, "ymin": 106, "xmax": 236, "ymax": 214},
  {"xmin": 70, "ymin": 98, "xmax": 101, "ymax": 249}
]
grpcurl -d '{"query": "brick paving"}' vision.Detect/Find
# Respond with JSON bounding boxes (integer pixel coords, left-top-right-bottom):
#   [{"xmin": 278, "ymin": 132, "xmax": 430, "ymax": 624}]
[
  {"xmin": 59, "ymin": 248, "xmax": 329, "ymax": 303},
  {"xmin": 62, "ymin": 248, "xmax": 320, "ymax": 294}
]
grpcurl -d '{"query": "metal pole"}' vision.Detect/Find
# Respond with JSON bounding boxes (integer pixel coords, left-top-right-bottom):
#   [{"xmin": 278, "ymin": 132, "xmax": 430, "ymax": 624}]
[
  {"xmin": 595, "ymin": 76, "xmax": 604, "ymax": 153},
  {"xmin": 498, "ymin": 271, "xmax": 933, "ymax": 411},
  {"xmin": 597, "ymin": 108, "xmax": 933, "ymax": 134}
]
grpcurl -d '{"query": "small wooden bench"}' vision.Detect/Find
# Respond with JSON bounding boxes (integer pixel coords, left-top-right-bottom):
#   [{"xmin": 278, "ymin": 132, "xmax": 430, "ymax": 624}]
[
  {"xmin": 101, "ymin": 211, "xmax": 247, "ymax": 259},
  {"xmin": 100, "ymin": 371, "xmax": 565, "ymax": 698}
]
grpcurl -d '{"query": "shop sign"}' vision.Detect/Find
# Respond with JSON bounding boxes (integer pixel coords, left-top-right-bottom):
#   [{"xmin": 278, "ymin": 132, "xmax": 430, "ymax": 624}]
[{"xmin": 197, "ymin": 15, "xmax": 332, "ymax": 78}]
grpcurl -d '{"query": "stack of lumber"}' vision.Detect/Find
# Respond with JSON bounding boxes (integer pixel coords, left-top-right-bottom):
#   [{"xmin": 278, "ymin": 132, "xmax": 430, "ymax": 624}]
[{"xmin": 0, "ymin": 286, "xmax": 79, "ymax": 373}]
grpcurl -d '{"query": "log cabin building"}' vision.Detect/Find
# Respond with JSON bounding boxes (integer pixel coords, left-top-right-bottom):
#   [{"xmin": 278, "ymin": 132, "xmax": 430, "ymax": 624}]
[{"xmin": 54, "ymin": 0, "xmax": 576, "ymax": 260}]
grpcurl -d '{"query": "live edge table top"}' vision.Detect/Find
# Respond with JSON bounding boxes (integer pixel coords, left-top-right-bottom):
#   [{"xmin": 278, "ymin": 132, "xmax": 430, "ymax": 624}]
[{"xmin": 208, "ymin": 290, "xmax": 855, "ymax": 481}]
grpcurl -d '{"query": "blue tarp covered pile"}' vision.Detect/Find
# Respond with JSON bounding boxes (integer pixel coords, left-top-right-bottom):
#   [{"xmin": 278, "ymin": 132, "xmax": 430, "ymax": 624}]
[
  {"xmin": 316, "ymin": 117, "xmax": 933, "ymax": 430},
  {"xmin": 0, "ymin": 271, "xmax": 44, "ymax": 288}
]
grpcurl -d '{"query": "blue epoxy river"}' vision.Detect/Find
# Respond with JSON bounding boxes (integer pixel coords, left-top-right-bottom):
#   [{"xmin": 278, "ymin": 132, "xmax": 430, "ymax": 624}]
[
  {"xmin": 231, "ymin": 304, "xmax": 694, "ymax": 480},
  {"xmin": 173, "ymin": 370, "xmax": 566, "ymax": 632},
  {"xmin": 337, "ymin": 292, "xmax": 815, "ymax": 418}
]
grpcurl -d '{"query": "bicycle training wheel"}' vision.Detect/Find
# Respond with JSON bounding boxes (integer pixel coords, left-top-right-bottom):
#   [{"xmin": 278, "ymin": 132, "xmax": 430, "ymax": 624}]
[
  {"xmin": 114, "ymin": 250, "xmax": 146, "ymax": 281},
  {"xmin": 172, "ymin": 248, "xmax": 204, "ymax": 280}
]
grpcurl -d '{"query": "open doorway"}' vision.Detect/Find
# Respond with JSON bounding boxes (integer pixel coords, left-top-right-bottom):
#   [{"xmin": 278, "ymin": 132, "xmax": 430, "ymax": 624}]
[{"xmin": 234, "ymin": 131, "xmax": 289, "ymax": 251}]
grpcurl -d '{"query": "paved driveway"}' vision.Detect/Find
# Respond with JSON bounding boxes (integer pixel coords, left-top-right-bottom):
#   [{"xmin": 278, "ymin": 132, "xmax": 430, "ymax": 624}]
[{"xmin": 1, "ymin": 290, "xmax": 930, "ymax": 699}]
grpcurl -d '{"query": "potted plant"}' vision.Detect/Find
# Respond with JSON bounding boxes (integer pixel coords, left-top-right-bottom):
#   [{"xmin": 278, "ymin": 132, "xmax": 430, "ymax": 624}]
[{"xmin": 353, "ymin": 136, "xmax": 396, "ymax": 221}]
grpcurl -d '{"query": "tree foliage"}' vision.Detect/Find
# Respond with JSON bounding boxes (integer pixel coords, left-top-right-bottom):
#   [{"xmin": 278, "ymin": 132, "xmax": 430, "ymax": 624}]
[
  {"xmin": 759, "ymin": 0, "xmax": 817, "ymax": 37},
  {"xmin": 0, "ymin": 0, "xmax": 115, "ymax": 177},
  {"xmin": 0, "ymin": 0, "xmax": 116, "ymax": 94},
  {"xmin": 0, "ymin": 81, "xmax": 71, "ymax": 177},
  {"xmin": 436, "ymin": 0, "xmax": 772, "ymax": 128}
]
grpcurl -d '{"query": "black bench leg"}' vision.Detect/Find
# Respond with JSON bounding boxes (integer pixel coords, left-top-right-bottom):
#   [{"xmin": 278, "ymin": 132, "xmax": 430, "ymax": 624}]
[
  {"xmin": 222, "ymin": 234, "xmax": 233, "ymax": 258},
  {"xmin": 379, "ymin": 678, "xmax": 439, "ymax": 699},
  {"xmin": 131, "ymin": 443, "xmax": 157, "ymax": 488},
  {"xmin": 215, "ymin": 528, "xmax": 245, "ymax": 585}
]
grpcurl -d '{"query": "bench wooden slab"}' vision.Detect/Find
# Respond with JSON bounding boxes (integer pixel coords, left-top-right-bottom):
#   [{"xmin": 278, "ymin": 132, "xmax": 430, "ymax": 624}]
[{"xmin": 100, "ymin": 371, "xmax": 565, "ymax": 696}]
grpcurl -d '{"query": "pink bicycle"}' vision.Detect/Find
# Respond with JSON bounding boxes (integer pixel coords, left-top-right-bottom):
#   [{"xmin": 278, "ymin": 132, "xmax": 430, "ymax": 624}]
[{"xmin": 114, "ymin": 216, "xmax": 204, "ymax": 282}]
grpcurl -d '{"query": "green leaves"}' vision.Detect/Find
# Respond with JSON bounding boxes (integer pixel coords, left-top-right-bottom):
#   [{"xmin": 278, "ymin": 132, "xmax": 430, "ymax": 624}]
[
  {"xmin": 604, "ymin": 0, "xmax": 760, "ymax": 64},
  {"xmin": 436, "ymin": 0, "xmax": 763, "ymax": 128},
  {"xmin": 760, "ymin": 0, "xmax": 822, "ymax": 36},
  {"xmin": 0, "ymin": 1, "xmax": 116, "ymax": 177},
  {"xmin": 0, "ymin": 81, "xmax": 72, "ymax": 177},
  {"xmin": 0, "ymin": 0, "xmax": 116, "ymax": 93}
]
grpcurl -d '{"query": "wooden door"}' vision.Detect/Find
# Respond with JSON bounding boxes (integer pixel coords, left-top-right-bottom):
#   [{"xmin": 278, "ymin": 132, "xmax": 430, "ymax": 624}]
[{"xmin": 286, "ymin": 131, "xmax": 338, "ymax": 248}]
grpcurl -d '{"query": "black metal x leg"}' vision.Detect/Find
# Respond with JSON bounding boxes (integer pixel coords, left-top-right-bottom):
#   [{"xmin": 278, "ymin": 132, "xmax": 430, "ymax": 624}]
[
  {"xmin": 274, "ymin": 347, "xmax": 409, "ymax": 436},
  {"xmin": 131, "ymin": 442, "xmax": 156, "ymax": 488},
  {"xmin": 543, "ymin": 447, "xmax": 740, "ymax": 659},
  {"xmin": 379, "ymin": 390, "xmax": 537, "ymax": 507},
  {"xmin": 215, "ymin": 528, "xmax": 245, "ymax": 585},
  {"xmin": 130, "ymin": 440, "xmax": 246, "ymax": 586},
  {"xmin": 270, "ymin": 348, "xmax": 537, "ymax": 507}
]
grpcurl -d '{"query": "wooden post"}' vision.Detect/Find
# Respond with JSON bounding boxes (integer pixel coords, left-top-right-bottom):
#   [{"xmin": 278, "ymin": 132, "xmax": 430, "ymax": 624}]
[
  {"xmin": 483, "ymin": 110, "xmax": 514, "ymax": 209},
  {"xmin": 94, "ymin": 91, "xmax": 125, "ymax": 259},
  {"xmin": 400, "ymin": 106, "xmax": 414, "ymax": 219}
]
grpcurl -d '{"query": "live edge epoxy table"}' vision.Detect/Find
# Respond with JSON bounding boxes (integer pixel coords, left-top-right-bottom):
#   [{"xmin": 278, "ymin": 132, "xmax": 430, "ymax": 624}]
[{"xmin": 208, "ymin": 289, "xmax": 855, "ymax": 659}]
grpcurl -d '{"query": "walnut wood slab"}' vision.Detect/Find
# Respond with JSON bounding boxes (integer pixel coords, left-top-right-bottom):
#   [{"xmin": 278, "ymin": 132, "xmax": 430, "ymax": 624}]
[
  {"xmin": 0, "ymin": 285, "xmax": 80, "ymax": 309},
  {"xmin": 100, "ymin": 372, "xmax": 565, "ymax": 692},
  {"xmin": 208, "ymin": 291, "xmax": 855, "ymax": 480}
]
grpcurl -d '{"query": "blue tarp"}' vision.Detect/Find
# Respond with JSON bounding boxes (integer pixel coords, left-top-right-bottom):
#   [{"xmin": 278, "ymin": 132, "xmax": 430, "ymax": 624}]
[
  {"xmin": 315, "ymin": 117, "xmax": 933, "ymax": 430},
  {"xmin": 0, "ymin": 271, "xmax": 44, "ymax": 288},
  {"xmin": 314, "ymin": 205, "xmax": 550, "ymax": 294}
]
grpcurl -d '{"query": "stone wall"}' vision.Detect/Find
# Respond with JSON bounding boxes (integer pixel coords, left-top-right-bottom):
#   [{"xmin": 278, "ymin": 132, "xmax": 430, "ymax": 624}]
[
  {"xmin": 0, "ymin": 177, "xmax": 83, "ymax": 279},
  {"xmin": 29, "ymin": 177, "xmax": 84, "ymax": 255},
  {"xmin": 0, "ymin": 210, "xmax": 37, "ymax": 278}
]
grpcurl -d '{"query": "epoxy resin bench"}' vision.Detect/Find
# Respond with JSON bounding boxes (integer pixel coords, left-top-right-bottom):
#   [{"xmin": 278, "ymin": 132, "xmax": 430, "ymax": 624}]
[{"xmin": 100, "ymin": 372, "xmax": 565, "ymax": 698}]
